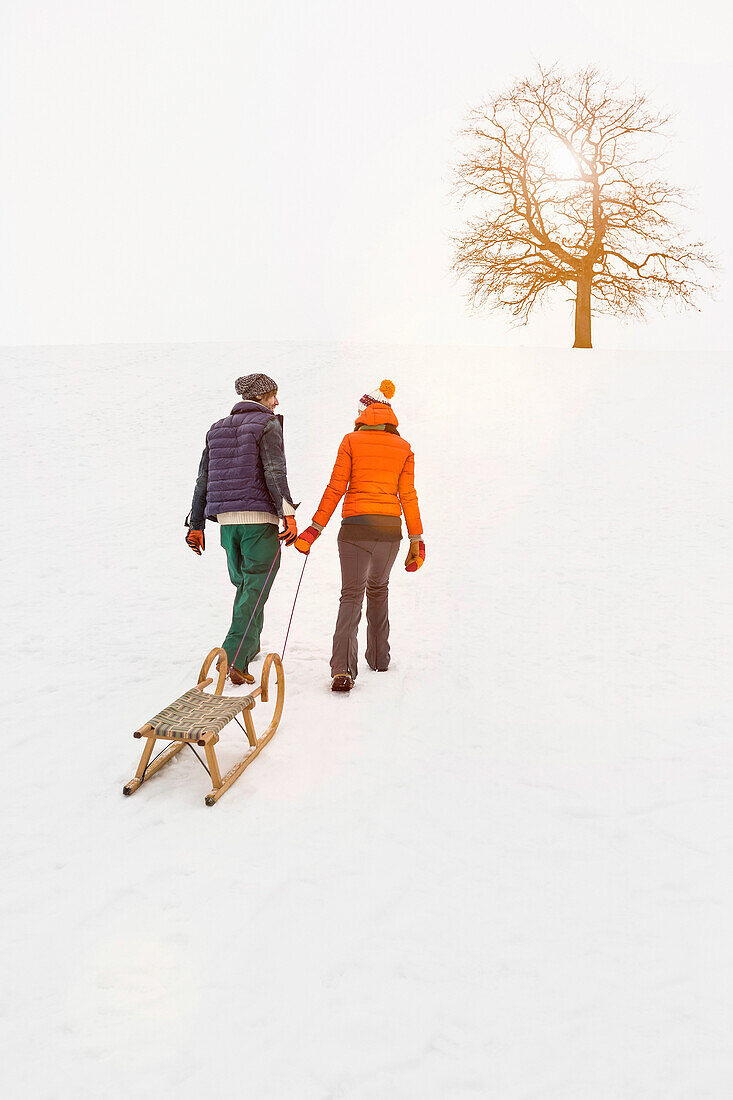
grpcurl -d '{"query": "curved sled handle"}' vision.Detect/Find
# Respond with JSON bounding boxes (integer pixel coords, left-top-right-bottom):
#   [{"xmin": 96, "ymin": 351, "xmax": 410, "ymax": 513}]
[
  {"xmin": 198, "ymin": 647, "xmax": 228, "ymax": 695},
  {"xmin": 258, "ymin": 653, "xmax": 285, "ymax": 734}
]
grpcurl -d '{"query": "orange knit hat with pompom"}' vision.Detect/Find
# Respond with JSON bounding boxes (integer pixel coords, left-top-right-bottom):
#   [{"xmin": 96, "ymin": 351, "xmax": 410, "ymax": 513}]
[{"xmin": 359, "ymin": 379, "xmax": 395, "ymax": 410}]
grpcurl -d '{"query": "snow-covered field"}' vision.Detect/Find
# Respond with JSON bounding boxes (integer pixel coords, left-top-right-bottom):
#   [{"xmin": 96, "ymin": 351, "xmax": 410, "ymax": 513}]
[{"xmin": 3, "ymin": 342, "xmax": 732, "ymax": 1098}]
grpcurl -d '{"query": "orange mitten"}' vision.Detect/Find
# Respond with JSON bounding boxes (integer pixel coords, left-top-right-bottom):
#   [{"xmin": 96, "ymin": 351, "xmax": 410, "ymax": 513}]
[
  {"xmin": 405, "ymin": 539, "xmax": 425, "ymax": 572},
  {"xmin": 295, "ymin": 526, "xmax": 321, "ymax": 555}
]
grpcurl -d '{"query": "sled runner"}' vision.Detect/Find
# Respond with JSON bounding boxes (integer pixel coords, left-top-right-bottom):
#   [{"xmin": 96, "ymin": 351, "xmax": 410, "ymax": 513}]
[{"xmin": 123, "ymin": 647, "xmax": 284, "ymax": 806}]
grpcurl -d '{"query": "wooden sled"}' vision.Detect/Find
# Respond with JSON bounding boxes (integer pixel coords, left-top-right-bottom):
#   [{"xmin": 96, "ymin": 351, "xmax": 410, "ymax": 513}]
[{"xmin": 123, "ymin": 648, "xmax": 285, "ymax": 806}]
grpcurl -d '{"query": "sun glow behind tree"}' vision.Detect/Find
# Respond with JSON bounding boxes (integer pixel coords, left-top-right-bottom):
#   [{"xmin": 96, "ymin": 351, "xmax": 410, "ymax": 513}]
[{"xmin": 452, "ymin": 65, "xmax": 715, "ymax": 348}]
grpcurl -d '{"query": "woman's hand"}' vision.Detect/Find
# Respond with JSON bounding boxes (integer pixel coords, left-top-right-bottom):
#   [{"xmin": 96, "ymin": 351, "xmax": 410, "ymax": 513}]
[
  {"xmin": 405, "ymin": 539, "xmax": 425, "ymax": 572},
  {"xmin": 295, "ymin": 526, "xmax": 321, "ymax": 554}
]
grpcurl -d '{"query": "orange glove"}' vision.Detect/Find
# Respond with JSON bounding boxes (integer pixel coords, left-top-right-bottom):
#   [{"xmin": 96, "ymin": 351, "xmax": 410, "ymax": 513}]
[
  {"xmin": 405, "ymin": 539, "xmax": 425, "ymax": 572},
  {"xmin": 186, "ymin": 529, "xmax": 205, "ymax": 555},
  {"xmin": 295, "ymin": 526, "xmax": 320, "ymax": 554},
  {"xmin": 279, "ymin": 516, "xmax": 298, "ymax": 545}
]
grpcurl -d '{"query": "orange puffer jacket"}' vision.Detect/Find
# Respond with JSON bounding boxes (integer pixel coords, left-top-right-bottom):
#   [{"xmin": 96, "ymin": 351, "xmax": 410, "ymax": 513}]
[{"xmin": 312, "ymin": 403, "xmax": 423, "ymax": 538}]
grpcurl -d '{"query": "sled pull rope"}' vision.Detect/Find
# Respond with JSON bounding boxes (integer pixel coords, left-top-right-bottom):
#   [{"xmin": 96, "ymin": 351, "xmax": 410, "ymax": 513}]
[
  {"xmin": 230, "ymin": 542, "xmax": 308, "ymax": 671},
  {"xmin": 281, "ymin": 554, "xmax": 308, "ymax": 660},
  {"xmin": 230, "ymin": 544, "xmax": 283, "ymax": 671}
]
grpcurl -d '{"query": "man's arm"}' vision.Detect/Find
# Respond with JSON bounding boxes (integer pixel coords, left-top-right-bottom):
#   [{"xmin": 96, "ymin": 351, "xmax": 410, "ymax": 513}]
[
  {"xmin": 260, "ymin": 418, "xmax": 297, "ymax": 518},
  {"xmin": 186, "ymin": 442, "xmax": 209, "ymax": 530}
]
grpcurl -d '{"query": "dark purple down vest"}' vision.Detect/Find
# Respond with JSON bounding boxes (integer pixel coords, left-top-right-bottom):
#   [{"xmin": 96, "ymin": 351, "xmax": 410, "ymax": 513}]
[{"xmin": 204, "ymin": 402, "xmax": 276, "ymax": 518}]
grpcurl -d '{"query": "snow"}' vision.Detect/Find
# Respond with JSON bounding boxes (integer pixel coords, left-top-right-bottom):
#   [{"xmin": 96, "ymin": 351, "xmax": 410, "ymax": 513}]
[{"xmin": 3, "ymin": 342, "xmax": 732, "ymax": 1098}]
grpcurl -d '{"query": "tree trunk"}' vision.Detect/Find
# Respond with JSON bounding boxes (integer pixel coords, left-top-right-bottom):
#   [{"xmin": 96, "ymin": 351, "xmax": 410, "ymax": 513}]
[{"xmin": 573, "ymin": 273, "xmax": 592, "ymax": 348}]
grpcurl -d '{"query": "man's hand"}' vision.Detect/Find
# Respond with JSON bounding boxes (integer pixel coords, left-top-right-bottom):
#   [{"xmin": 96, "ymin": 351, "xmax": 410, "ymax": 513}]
[
  {"xmin": 405, "ymin": 539, "xmax": 425, "ymax": 572},
  {"xmin": 295, "ymin": 526, "xmax": 321, "ymax": 555},
  {"xmin": 279, "ymin": 516, "xmax": 298, "ymax": 546},
  {"xmin": 186, "ymin": 529, "xmax": 205, "ymax": 555}
]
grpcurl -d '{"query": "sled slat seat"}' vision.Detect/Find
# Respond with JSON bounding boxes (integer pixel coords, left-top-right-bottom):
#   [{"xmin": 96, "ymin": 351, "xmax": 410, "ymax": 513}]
[
  {"xmin": 141, "ymin": 688, "xmax": 255, "ymax": 741},
  {"xmin": 123, "ymin": 648, "xmax": 285, "ymax": 805}
]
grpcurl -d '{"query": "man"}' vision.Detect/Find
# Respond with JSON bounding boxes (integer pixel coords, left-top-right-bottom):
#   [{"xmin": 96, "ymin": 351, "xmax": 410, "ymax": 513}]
[{"xmin": 185, "ymin": 373, "xmax": 298, "ymax": 685}]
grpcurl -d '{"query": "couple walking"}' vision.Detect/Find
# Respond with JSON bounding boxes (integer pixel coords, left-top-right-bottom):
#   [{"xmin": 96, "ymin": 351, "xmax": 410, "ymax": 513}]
[{"xmin": 185, "ymin": 373, "xmax": 425, "ymax": 692}]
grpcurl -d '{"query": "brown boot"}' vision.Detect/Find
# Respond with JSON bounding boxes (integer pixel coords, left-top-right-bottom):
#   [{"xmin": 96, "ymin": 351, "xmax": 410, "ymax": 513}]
[
  {"xmin": 230, "ymin": 666, "xmax": 255, "ymax": 686},
  {"xmin": 331, "ymin": 673, "xmax": 354, "ymax": 693}
]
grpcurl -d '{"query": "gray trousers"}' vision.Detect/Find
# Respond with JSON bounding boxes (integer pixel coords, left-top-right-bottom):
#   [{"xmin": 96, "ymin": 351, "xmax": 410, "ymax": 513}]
[{"xmin": 331, "ymin": 534, "xmax": 401, "ymax": 678}]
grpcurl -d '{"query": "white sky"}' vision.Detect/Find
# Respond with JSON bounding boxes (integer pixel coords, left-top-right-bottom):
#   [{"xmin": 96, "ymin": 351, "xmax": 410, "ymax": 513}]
[{"xmin": 0, "ymin": 0, "xmax": 730, "ymax": 349}]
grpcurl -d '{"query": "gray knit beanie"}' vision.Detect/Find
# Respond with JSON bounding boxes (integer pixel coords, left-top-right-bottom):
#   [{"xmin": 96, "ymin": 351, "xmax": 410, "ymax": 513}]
[{"xmin": 235, "ymin": 373, "xmax": 278, "ymax": 400}]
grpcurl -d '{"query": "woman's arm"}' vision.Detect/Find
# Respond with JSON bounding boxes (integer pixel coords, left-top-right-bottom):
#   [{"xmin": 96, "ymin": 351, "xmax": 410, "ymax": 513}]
[
  {"xmin": 312, "ymin": 436, "xmax": 353, "ymax": 529},
  {"xmin": 397, "ymin": 450, "xmax": 423, "ymax": 539}
]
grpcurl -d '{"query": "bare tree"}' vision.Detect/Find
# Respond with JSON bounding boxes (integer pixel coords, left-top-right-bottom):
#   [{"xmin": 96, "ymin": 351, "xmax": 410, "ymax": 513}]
[{"xmin": 452, "ymin": 66, "xmax": 715, "ymax": 347}]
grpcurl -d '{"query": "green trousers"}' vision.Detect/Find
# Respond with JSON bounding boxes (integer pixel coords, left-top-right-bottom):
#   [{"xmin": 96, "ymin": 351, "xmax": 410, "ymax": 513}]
[{"xmin": 220, "ymin": 523, "xmax": 281, "ymax": 672}]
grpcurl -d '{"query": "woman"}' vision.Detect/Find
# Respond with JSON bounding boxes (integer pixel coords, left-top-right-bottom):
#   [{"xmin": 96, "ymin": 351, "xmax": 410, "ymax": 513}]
[{"xmin": 295, "ymin": 380, "xmax": 425, "ymax": 692}]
